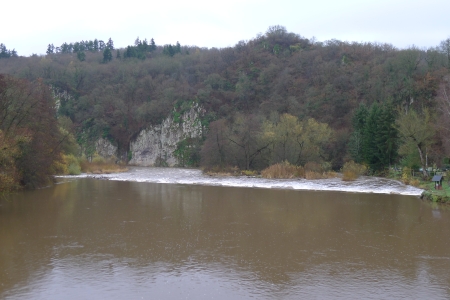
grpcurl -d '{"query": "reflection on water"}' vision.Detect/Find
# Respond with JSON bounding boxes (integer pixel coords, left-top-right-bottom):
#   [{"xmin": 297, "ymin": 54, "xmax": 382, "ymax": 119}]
[{"xmin": 0, "ymin": 178, "xmax": 449, "ymax": 299}]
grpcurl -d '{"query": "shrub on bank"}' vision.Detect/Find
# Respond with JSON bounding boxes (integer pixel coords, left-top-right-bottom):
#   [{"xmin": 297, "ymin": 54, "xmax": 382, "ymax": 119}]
[
  {"xmin": 68, "ymin": 162, "xmax": 82, "ymax": 175},
  {"xmin": 342, "ymin": 161, "xmax": 367, "ymax": 181},
  {"xmin": 421, "ymin": 190, "xmax": 450, "ymax": 203},
  {"xmin": 401, "ymin": 167, "xmax": 411, "ymax": 184},
  {"xmin": 261, "ymin": 161, "xmax": 338, "ymax": 179},
  {"xmin": 409, "ymin": 178, "xmax": 420, "ymax": 187},
  {"xmin": 51, "ymin": 154, "xmax": 81, "ymax": 175},
  {"xmin": 203, "ymin": 165, "xmax": 240, "ymax": 176},
  {"xmin": 303, "ymin": 162, "xmax": 338, "ymax": 179},
  {"xmin": 52, "ymin": 154, "xmax": 81, "ymax": 175},
  {"xmin": 50, "ymin": 152, "xmax": 126, "ymax": 175},
  {"xmin": 261, "ymin": 161, "xmax": 304, "ymax": 179},
  {"xmin": 0, "ymin": 173, "xmax": 19, "ymax": 193},
  {"xmin": 66, "ymin": 154, "xmax": 81, "ymax": 175},
  {"xmin": 92, "ymin": 153, "xmax": 105, "ymax": 164},
  {"xmin": 305, "ymin": 170, "xmax": 338, "ymax": 179},
  {"xmin": 241, "ymin": 170, "xmax": 258, "ymax": 176}
]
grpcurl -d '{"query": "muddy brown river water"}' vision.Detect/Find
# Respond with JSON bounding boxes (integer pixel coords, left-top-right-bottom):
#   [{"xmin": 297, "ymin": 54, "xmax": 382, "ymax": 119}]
[{"xmin": 1, "ymin": 170, "xmax": 449, "ymax": 299}]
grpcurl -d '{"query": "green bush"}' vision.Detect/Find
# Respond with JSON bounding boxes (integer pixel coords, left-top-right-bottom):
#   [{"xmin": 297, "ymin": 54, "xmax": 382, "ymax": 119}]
[
  {"xmin": 54, "ymin": 154, "xmax": 81, "ymax": 175},
  {"xmin": 92, "ymin": 153, "xmax": 105, "ymax": 164},
  {"xmin": 68, "ymin": 163, "xmax": 81, "ymax": 175}
]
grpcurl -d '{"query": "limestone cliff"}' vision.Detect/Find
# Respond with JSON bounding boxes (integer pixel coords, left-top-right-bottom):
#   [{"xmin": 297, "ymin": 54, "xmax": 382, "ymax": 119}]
[
  {"xmin": 128, "ymin": 104, "xmax": 203, "ymax": 166},
  {"xmin": 95, "ymin": 137, "xmax": 118, "ymax": 160}
]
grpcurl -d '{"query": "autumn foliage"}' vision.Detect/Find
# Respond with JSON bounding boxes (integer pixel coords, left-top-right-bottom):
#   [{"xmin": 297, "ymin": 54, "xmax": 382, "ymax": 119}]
[
  {"xmin": 261, "ymin": 161, "xmax": 304, "ymax": 179},
  {"xmin": 261, "ymin": 161, "xmax": 337, "ymax": 180},
  {"xmin": 342, "ymin": 161, "xmax": 367, "ymax": 181},
  {"xmin": 0, "ymin": 75, "xmax": 63, "ymax": 191}
]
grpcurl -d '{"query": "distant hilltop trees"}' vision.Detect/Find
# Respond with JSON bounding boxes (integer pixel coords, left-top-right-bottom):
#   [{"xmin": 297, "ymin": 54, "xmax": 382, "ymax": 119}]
[
  {"xmin": 45, "ymin": 37, "xmax": 164, "ymax": 62},
  {"xmin": 123, "ymin": 37, "xmax": 157, "ymax": 59},
  {"xmin": 2, "ymin": 36, "xmax": 185, "ymax": 61},
  {"xmin": 45, "ymin": 38, "xmax": 117, "ymax": 62},
  {"xmin": 162, "ymin": 41, "xmax": 182, "ymax": 57},
  {"xmin": 46, "ymin": 38, "xmax": 115, "ymax": 54},
  {"xmin": 0, "ymin": 43, "xmax": 18, "ymax": 58}
]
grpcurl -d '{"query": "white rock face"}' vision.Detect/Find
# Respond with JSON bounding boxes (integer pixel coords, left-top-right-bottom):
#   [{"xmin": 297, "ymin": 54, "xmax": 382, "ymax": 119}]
[
  {"xmin": 95, "ymin": 137, "xmax": 118, "ymax": 159},
  {"xmin": 129, "ymin": 105, "xmax": 203, "ymax": 166}
]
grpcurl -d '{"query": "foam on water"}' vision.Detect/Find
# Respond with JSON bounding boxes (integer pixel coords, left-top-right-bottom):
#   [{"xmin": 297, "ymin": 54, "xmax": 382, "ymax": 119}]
[{"xmin": 59, "ymin": 167, "xmax": 423, "ymax": 196}]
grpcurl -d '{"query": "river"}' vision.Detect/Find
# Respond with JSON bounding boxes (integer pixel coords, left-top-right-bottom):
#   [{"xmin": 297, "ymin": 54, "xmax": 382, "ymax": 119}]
[{"xmin": 0, "ymin": 168, "xmax": 449, "ymax": 299}]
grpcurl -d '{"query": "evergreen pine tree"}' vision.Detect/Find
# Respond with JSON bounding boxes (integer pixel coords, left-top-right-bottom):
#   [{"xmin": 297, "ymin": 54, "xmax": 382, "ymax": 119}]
[
  {"xmin": 352, "ymin": 103, "xmax": 369, "ymax": 131},
  {"xmin": 107, "ymin": 38, "xmax": 114, "ymax": 50},
  {"xmin": 79, "ymin": 41, "xmax": 86, "ymax": 51},
  {"xmin": 363, "ymin": 103, "xmax": 381, "ymax": 171},
  {"xmin": 349, "ymin": 103, "xmax": 368, "ymax": 163},
  {"xmin": 0, "ymin": 44, "xmax": 10, "ymax": 58},
  {"xmin": 0, "ymin": 44, "xmax": 17, "ymax": 58},
  {"xmin": 73, "ymin": 42, "xmax": 80, "ymax": 53},
  {"xmin": 163, "ymin": 44, "xmax": 175, "ymax": 57},
  {"xmin": 60, "ymin": 42, "xmax": 68, "ymax": 53},
  {"xmin": 103, "ymin": 48, "xmax": 112, "ymax": 63},
  {"xmin": 46, "ymin": 44, "xmax": 54, "ymax": 54},
  {"xmin": 87, "ymin": 40, "xmax": 94, "ymax": 52},
  {"xmin": 351, "ymin": 101, "xmax": 399, "ymax": 172},
  {"xmin": 125, "ymin": 46, "xmax": 136, "ymax": 58},
  {"xmin": 77, "ymin": 51, "xmax": 85, "ymax": 61},
  {"xmin": 150, "ymin": 38, "xmax": 156, "ymax": 52},
  {"xmin": 99, "ymin": 40, "xmax": 105, "ymax": 51},
  {"xmin": 142, "ymin": 39, "xmax": 148, "ymax": 52},
  {"xmin": 375, "ymin": 102, "xmax": 398, "ymax": 168},
  {"xmin": 349, "ymin": 130, "xmax": 364, "ymax": 163}
]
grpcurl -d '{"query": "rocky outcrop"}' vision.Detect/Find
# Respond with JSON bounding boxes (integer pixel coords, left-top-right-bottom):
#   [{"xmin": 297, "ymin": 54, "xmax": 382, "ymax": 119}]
[
  {"xmin": 128, "ymin": 104, "xmax": 203, "ymax": 166},
  {"xmin": 95, "ymin": 137, "xmax": 118, "ymax": 160}
]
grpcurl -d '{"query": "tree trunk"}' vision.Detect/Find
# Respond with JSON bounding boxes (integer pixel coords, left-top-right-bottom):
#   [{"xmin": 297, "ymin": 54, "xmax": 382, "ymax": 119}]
[
  {"xmin": 417, "ymin": 144, "xmax": 428, "ymax": 177},
  {"xmin": 245, "ymin": 151, "xmax": 250, "ymax": 170}
]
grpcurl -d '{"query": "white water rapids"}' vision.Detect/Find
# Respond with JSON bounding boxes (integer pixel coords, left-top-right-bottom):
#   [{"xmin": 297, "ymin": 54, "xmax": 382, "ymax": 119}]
[{"xmin": 59, "ymin": 167, "xmax": 424, "ymax": 196}]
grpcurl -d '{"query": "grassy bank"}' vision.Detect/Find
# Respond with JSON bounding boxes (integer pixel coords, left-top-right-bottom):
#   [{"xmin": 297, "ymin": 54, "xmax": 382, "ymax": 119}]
[
  {"xmin": 80, "ymin": 160, "xmax": 128, "ymax": 174},
  {"xmin": 420, "ymin": 182, "xmax": 450, "ymax": 203},
  {"xmin": 55, "ymin": 154, "xmax": 128, "ymax": 175},
  {"xmin": 388, "ymin": 168, "xmax": 450, "ymax": 204}
]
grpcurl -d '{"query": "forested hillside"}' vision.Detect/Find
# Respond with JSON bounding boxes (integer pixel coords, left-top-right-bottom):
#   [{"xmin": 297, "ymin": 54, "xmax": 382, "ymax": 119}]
[{"xmin": 1, "ymin": 26, "xmax": 450, "ymax": 188}]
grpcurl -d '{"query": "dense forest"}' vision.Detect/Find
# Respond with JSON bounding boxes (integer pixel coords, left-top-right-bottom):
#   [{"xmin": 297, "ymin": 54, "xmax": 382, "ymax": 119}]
[{"xmin": 1, "ymin": 26, "xmax": 450, "ymax": 191}]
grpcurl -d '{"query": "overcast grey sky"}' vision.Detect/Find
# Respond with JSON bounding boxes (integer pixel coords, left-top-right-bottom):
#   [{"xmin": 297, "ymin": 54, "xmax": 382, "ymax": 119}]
[{"xmin": 2, "ymin": 0, "xmax": 449, "ymax": 56}]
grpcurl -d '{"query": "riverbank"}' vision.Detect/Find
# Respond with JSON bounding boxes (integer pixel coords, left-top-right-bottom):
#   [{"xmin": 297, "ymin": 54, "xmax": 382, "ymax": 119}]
[
  {"xmin": 387, "ymin": 172, "xmax": 450, "ymax": 204},
  {"xmin": 57, "ymin": 154, "xmax": 128, "ymax": 175},
  {"xmin": 420, "ymin": 182, "xmax": 450, "ymax": 203},
  {"xmin": 80, "ymin": 160, "xmax": 128, "ymax": 174}
]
